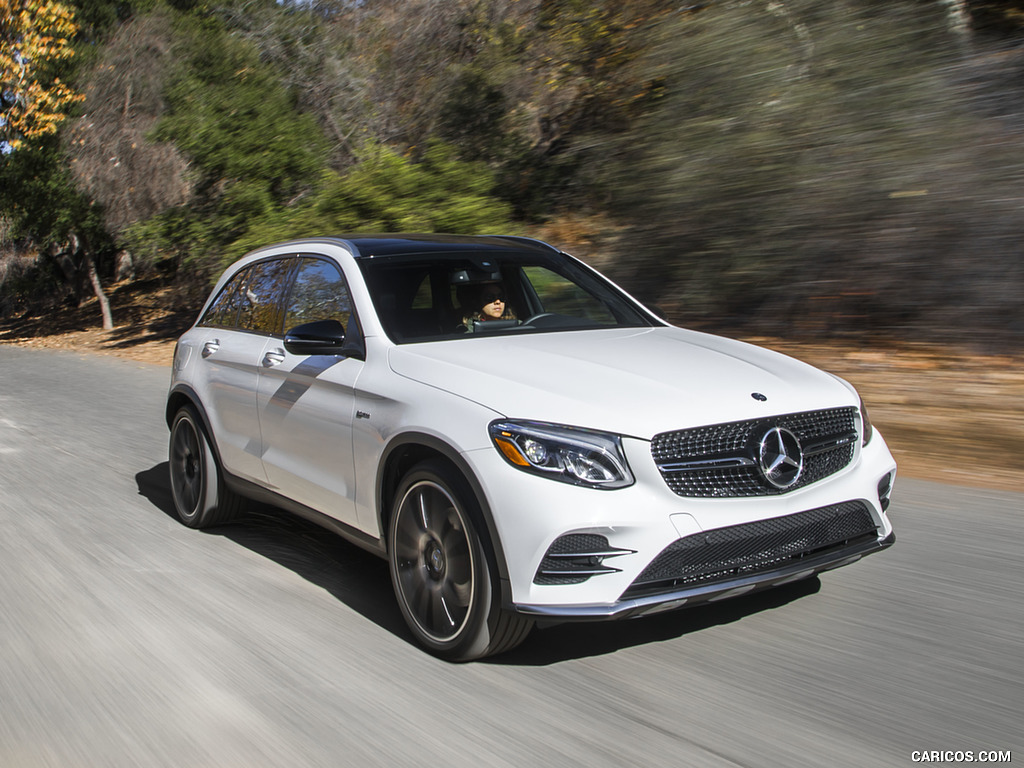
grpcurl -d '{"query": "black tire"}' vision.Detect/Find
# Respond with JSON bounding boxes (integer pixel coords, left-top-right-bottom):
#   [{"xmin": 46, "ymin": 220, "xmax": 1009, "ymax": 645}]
[
  {"xmin": 388, "ymin": 460, "xmax": 533, "ymax": 661},
  {"xmin": 168, "ymin": 405, "xmax": 244, "ymax": 529}
]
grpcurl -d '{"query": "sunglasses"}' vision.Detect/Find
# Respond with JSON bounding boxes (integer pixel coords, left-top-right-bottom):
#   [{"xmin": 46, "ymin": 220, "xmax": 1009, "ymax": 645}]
[{"xmin": 482, "ymin": 292, "xmax": 505, "ymax": 303}]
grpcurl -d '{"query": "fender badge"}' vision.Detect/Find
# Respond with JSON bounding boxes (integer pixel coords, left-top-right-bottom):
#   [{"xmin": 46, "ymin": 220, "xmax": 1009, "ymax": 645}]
[{"xmin": 751, "ymin": 392, "xmax": 768, "ymax": 402}]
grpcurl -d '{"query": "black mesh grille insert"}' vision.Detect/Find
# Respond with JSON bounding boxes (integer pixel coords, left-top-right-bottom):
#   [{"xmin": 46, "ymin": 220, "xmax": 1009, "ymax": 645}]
[
  {"xmin": 622, "ymin": 501, "xmax": 877, "ymax": 599},
  {"xmin": 546, "ymin": 533, "xmax": 609, "ymax": 556},
  {"xmin": 535, "ymin": 534, "xmax": 630, "ymax": 585},
  {"xmin": 651, "ymin": 407, "xmax": 858, "ymax": 497}
]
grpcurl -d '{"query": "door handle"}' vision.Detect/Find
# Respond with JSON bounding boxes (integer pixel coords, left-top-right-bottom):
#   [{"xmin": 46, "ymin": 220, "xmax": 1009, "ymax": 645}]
[
  {"xmin": 201, "ymin": 339, "xmax": 220, "ymax": 358},
  {"xmin": 263, "ymin": 348, "xmax": 286, "ymax": 367}
]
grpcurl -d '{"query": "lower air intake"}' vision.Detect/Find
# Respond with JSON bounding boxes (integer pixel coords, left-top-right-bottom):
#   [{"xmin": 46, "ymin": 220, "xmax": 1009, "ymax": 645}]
[
  {"xmin": 535, "ymin": 534, "xmax": 633, "ymax": 585},
  {"xmin": 622, "ymin": 501, "xmax": 877, "ymax": 599}
]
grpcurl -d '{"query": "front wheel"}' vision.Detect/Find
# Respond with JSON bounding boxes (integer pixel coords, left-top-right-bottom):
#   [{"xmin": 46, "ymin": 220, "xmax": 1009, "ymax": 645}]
[{"xmin": 388, "ymin": 460, "xmax": 532, "ymax": 661}]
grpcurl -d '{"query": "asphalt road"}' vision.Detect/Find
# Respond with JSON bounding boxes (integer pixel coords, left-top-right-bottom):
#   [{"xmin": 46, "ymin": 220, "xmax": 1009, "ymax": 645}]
[{"xmin": 0, "ymin": 345, "xmax": 1020, "ymax": 768}]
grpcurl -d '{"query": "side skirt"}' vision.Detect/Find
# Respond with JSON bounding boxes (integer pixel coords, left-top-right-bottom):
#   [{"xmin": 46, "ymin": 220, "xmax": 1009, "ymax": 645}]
[{"xmin": 224, "ymin": 474, "xmax": 387, "ymax": 559}]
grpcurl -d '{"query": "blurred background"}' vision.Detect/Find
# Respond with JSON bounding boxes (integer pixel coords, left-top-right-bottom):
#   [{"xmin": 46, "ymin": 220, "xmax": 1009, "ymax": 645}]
[
  {"xmin": 2, "ymin": 0, "xmax": 1023, "ymax": 350},
  {"xmin": 2, "ymin": 1, "xmax": 1024, "ymax": 493}
]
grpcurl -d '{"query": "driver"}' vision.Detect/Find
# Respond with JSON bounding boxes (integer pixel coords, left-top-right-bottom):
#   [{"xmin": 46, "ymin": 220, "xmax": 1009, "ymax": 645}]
[{"xmin": 459, "ymin": 283, "xmax": 517, "ymax": 332}]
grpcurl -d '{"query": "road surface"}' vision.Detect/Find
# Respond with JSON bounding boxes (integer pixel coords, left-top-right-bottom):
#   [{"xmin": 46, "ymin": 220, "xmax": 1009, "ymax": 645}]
[{"xmin": 0, "ymin": 345, "xmax": 1019, "ymax": 767}]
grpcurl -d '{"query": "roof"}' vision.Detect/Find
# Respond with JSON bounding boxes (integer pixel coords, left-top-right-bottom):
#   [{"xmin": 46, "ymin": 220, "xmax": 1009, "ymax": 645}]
[{"xmin": 334, "ymin": 234, "xmax": 560, "ymax": 259}]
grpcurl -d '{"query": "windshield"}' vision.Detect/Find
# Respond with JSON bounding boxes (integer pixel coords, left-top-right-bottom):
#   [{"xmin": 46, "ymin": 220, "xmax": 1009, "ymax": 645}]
[{"xmin": 357, "ymin": 250, "xmax": 655, "ymax": 343}]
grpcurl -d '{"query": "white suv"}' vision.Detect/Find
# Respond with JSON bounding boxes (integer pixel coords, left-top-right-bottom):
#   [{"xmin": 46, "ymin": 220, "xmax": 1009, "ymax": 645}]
[{"xmin": 166, "ymin": 235, "xmax": 896, "ymax": 660}]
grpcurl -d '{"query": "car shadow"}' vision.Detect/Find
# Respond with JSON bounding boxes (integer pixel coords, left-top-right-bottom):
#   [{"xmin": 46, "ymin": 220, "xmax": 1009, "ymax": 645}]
[
  {"xmin": 490, "ymin": 576, "xmax": 821, "ymax": 666},
  {"xmin": 136, "ymin": 463, "xmax": 407, "ymax": 639},
  {"xmin": 137, "ymin": 463, "xmax": 822, "ymax": 664}
]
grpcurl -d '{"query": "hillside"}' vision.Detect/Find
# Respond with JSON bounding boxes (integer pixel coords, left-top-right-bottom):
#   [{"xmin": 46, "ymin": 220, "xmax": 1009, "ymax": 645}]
[{"xmin": 3, "ymin": 1, "xmax": 1024, "ymax": 350}]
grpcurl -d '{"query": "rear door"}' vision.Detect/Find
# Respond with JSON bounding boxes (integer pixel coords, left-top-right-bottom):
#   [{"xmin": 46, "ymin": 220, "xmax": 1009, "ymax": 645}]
[{"xmin": 193, "ymin": 257, "xmax": 294, "ymax": 484}]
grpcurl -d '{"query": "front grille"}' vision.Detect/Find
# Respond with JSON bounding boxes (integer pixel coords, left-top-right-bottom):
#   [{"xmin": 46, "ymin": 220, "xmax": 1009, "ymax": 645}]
[
  {"xmin": 621, "ymin": 501, "xmax": 877, "ymax": 599},
  {"xmin": 652, "ymin": 407, "xmax": 858, "ymax": 497}
]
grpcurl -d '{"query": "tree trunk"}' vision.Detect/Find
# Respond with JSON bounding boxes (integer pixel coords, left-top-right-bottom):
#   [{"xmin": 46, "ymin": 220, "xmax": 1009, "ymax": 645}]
[
  {"xmin": 84, "ymin": 252, "xmax": 114, "ymax": 331},
  {"xmin": 115, "ymin": 249, "xmax": 135, "ymax": 281},
  {"xmin": 47, "ymin": 240, "xmax": 85, "ymax": 306},
  {"xmin": 68, "ymin": 232, "xmax": 114, "ymax": 331},
  {"xmin": 939, "ymin": 0, "xmax": 972, "ymax": 50}
]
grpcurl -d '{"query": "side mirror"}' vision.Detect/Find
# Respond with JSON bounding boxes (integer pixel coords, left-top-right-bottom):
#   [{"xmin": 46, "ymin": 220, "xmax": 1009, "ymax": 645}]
[{"xmin": 284, "ymin": 319, "xmax": 362, "ymax": 358}]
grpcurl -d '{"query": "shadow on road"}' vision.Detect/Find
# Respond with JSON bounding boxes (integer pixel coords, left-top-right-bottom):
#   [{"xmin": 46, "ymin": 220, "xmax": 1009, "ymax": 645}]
[
  {"xmin": 135, "ymin": 463, "xmax": 407, "ymax": 640},
  {"xmin": 494, "ymin": 576, "xmax": 821, "ymax": 666},
  {"xmin": 136, "ymin": 463, "xmax": 180, "ymax": 521},
  {"xmin": 137, "ymin": 462, "xmax": 822, "ymax": 665}
]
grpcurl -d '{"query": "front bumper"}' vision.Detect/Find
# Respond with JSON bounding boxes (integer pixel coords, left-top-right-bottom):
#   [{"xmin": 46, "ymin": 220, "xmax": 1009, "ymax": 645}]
[
  {"xmin": 514, "ymin": 529, "xmax": 895, "ymax": 621},
  {"xmin": 463, "ymin": 427, "xmax": 897, "ymax": 613}
]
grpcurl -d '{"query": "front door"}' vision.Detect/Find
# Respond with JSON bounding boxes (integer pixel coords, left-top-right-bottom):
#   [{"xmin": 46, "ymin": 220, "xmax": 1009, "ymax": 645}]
[{"xmin": 257, "ymin": 256, "xmax": 363, "ymax": 528}]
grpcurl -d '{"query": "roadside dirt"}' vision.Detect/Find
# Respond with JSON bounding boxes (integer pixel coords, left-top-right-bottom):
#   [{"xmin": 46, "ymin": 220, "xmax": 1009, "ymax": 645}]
[{"xmin": 2, "ymin": 278, "xmax": 1022, "ymax": 493}]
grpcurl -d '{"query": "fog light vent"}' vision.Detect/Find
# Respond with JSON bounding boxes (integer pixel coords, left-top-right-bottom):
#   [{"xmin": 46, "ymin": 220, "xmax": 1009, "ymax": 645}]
[
  {"xmin": 878, "ymin": 472, "xmax": 894, "ymax": 512},
  {"xmin": 534, "ymin": 534, "xmax": 634, "ymax": 585}
]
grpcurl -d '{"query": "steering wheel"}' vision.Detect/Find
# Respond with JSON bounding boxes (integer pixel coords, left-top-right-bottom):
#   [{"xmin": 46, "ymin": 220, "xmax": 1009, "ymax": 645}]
[{"xmin": 522, "ymin": 313, "xmax": 556, "ymax": 326}]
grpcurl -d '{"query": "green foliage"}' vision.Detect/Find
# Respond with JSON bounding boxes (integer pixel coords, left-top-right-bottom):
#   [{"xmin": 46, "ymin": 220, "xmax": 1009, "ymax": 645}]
[
  {"xmin": 0, "ymin": 134, "xmax": 114, "ymax": 314},
  {"xmin": 156, "ymin": 16, "xmax": 325, "ymax": 199},
  {"xmin": 0, "ymin": 134, "xmax": 106, "ymax": 248},
  {"xmin": 323, "ymin": 141, "xmax": 511, "ymax": 234},
  {"xmin": 437, "ymin": 68, "xmax": 511, "ymax": 163},
  {"xmin": 126, "ymin": 5, "xmax": 516, "ymax": 279},
  {"xmin": 232, "ymin": 141, "xmax": 515, "ymax": 262},
  {"xmin": 67, "ymin": 0, "xmax": 136, "ymax": 43},
  {"xmin": 130, "ymin": 8, "xmax": 327, "ymax": 276}
]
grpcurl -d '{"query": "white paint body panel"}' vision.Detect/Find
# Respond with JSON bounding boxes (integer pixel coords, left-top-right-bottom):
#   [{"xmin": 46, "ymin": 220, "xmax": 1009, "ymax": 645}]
[{"xmin": 387, "ymin": 327, "xmax": 855, "ymax": 439}]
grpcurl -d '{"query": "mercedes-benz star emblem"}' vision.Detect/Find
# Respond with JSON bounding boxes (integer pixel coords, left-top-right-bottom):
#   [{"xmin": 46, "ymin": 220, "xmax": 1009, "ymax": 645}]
[{"xmin": 758, "ymin": 426, "xmax": 804, "ymax": 489}]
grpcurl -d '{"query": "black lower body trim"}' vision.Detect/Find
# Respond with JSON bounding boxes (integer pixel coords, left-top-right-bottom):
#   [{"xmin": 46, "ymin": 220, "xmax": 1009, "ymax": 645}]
[
  {"xmin": 514, "ymin": 530, "xmax": 895, "ymax": 621},
  {"xmin": 623, "ymin": 500, "xmax": 877, "ymax": 600},
  {"xmin": 224, "ymin": 474, "xmax": 386, "ymax": 558}
]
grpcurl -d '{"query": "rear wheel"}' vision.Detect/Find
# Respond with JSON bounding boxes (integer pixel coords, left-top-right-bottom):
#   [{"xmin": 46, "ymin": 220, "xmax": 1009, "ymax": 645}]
[
  {"xmin": 168, "ymin": 405, "xmax": 243, "ymax": 528},
  {"xmin": 388, "ymin": 460, "xmax": 532, "ymax": 661}
]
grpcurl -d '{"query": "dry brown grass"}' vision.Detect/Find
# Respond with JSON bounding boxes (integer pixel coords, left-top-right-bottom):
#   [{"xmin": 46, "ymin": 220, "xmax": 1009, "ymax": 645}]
[{"xmin": 745, "ymin": 338, "xmax": 1024, "ymax": 493}]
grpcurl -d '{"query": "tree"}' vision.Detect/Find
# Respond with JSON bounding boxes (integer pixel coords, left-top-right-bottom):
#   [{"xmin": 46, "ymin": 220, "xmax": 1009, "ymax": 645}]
[
  {"xmin": 0, "ymin": 0, "xmax": 84, "ymax": 150},
  {"xmin": 602, "ymin": 0, "xmax": 1024, "ymax": 345},
  {"xmin": 964, "ymin": 0, "xmax": 1024, "ymax": 36},
  {"xmin": 214, "ymin": 0, "xmax": 366, "ymax": 169},
  {"xmin": 0, "ymin": 134, "xmax": 114, "ymax": 328},
  {"xmin": 1, "ymin": 0, "xmax": 115, "ymax": 330},
  {"xmin": 66, "ymin": 10, "xmax": 190, "ymax": 244},
  {"xmin": 232, "ymin": 141, "xmax": 515, "ymax": 261},
  {"xmin": 124, "ymin": 9, "xmax": 330, "ymax": 280}
]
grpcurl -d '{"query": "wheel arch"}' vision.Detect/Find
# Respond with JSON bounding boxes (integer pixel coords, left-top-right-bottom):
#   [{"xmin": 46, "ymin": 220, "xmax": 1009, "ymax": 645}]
[
  {"xmin": 376, "ymin": 432, "xmax": 513, "ymax": 606},
  {"xmin": 166, "ymin": 384, "xmax": 201, "ymax": 428},
  {"xmin": 165, "ymin": 385, "xmax": 225, "ymax": 467}
]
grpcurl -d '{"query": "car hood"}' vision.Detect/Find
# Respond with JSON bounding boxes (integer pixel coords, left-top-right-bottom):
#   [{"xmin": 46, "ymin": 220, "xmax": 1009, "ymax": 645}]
[{"xmin": 387, "ymin": 327, "xmax": 856, "ymax": 439}]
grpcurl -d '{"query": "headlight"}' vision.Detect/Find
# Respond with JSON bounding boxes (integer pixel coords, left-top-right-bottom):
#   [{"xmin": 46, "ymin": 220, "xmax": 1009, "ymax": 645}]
[
  {"xmin": 860, "ymin": 396, "xmax": 874, "ymax": 446},
  {"xmin": 489, "ymin": 420, "xmax": 635, "ymax": 489}
]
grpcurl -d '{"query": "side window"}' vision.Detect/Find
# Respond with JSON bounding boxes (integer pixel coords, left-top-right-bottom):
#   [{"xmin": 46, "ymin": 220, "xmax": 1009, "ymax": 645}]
[
  {"xmin": 522, "ymin": 265, "xmax": 616, "ymax": 324},
  {"xmin": 283, "ymin": 257, "xmax": 354, "ymax": 332},
  {"xmin": 200, "ymin": 266, "xmax": 250, "ymax": 328},
  {"xmin": 237, "ymin": 258, "xmax": 294, "ymax": 334},
  {"xmin": 411, "ymin": 274, "xmax": 433, "ymax": 309}
]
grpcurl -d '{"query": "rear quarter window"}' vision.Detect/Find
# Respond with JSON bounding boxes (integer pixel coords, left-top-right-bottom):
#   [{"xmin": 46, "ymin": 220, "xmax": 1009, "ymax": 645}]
[{"xmin": 200, "ymin": 267, "xmax": 250, "ymax": 328}]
